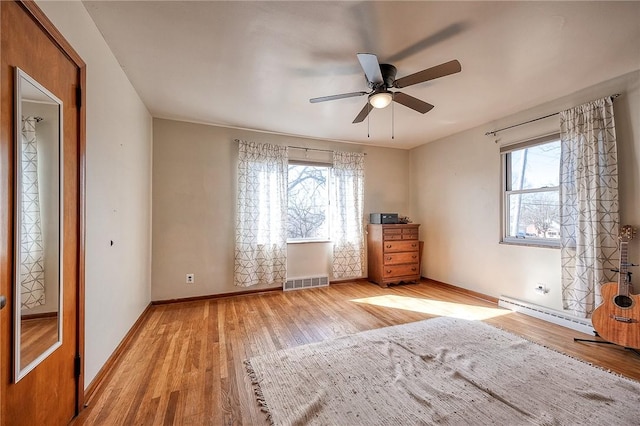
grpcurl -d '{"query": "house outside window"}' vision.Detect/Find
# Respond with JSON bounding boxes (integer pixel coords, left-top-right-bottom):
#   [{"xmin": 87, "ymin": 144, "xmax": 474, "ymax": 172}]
[
  {"xmin": 501, "ymin": 134, "xmax": 561, "ymax": 247},
  {"xmin": 287, "ymin": 162, "xmax": 330, "ymax": 241}
]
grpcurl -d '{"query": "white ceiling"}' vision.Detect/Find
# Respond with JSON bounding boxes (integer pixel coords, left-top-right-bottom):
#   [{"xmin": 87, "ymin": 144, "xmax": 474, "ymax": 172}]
[{"xmin": 83, "ymin": 1, "xmax": 640, "ymax": 149}]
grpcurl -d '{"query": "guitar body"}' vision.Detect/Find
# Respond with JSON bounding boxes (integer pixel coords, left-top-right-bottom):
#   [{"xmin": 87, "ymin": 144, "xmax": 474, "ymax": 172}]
[{"xmin": 591, "ymin": 282, "xmax": 640, "ymax": 349}]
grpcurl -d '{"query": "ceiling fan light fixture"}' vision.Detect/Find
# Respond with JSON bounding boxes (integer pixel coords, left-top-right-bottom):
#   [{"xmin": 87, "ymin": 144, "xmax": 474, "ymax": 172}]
[{"xmin": 369, "ymin": 91, "xmax": 393, "ymax": 109}]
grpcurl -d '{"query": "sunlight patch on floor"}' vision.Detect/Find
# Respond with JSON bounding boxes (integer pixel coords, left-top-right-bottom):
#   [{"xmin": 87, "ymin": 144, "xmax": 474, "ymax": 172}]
[{"xmin": 351, "ymin": 294, "xmax": 513, "ymax": 320}]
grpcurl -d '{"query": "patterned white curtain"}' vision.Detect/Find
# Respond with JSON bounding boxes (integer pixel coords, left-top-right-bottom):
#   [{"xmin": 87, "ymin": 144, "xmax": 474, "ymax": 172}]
[
  {"xmin": 331, "ymin": 151, "xmax": 365, "ymax": 279},
  {"xmin": 20, "ymin": 117, "xmax": 45, "ymax": 309},
  {"xmin": 560, "ymin": 97, "xmax": 619, "ymax": 318},
  {"xmin": 235, "ymin": 140, "xmax": 288, "ymax": 287}
]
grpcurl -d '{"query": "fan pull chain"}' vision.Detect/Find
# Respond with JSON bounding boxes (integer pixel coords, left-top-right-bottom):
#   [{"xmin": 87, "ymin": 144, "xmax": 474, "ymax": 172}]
[
  {"xmin": 392, "ymin": 98, "xmax": 395, "ymax": 140},
  {"xmin": 367, "ymin": 111, "xmax": 370, "ymax": 138}
]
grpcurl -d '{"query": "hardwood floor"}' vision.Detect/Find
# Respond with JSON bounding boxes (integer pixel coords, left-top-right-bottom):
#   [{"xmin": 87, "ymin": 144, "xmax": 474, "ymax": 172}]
[
  {"xmin": 20, "ymin": 315, "xmax": 58, "ymax": 369},
  {"xmin": 72, "ymin": 279, "xmax": 640, "ymax": 425}
]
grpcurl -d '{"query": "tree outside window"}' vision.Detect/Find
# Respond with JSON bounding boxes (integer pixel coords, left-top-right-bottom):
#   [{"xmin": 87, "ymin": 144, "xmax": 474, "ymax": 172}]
[{"xmin": 287, "ymin": 164, "xmax": 330, "ymax": 240}]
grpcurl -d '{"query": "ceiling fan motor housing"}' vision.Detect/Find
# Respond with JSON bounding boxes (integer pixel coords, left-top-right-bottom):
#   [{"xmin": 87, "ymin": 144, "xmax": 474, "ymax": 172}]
[{"xmin": 380, "ymin": 64, "xmax": 397, "ymax": 89}]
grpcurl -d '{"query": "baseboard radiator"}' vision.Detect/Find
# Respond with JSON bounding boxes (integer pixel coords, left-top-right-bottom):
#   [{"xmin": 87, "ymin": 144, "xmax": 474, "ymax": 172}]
[
  {"xmin": 498, "ymin": 296, "xmax": 594, "ymax": 335},
  {"xmin": 283, "ymin": 276, "xmax": 329, "ymax": 291}
]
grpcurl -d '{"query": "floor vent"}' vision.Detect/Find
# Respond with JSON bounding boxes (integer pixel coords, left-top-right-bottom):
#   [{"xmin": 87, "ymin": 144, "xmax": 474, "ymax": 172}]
[
  {"xmin": 498, "ymin": 296, "xmax": 594, "ymax": 335},
  {"xmin": 283, "ymin": 276, "xmax": 329, "ymax": 291}
]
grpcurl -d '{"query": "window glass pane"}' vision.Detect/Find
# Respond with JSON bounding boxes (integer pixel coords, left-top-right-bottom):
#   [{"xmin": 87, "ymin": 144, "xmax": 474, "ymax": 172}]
[
  {"xmin": 509, "ymin": 141, "xmax": 560, "ymax": 190},
  {"xmin": 507, "ymin": 190, "xmax": 560, "ymax": 240},
  {"xmin": 287, "ymin": 164, "xmax": 329, "ymax": 240}
]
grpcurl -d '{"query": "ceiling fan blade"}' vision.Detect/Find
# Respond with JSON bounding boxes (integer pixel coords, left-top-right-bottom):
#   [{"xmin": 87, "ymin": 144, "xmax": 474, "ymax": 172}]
[
  {"xmin": 393, "ymin": 92, "xmax": 434, "ymax": 114},
  {"xmin": 352, "ymin": 103, "xmax": 373, "ymax": 123},
  {"xmin": 386, "ymin": 23, "xmax": 469, "ymax": 63},
  {"xmin": 393, "ymin": 60, "xmax": 461, "ymax": 89},
  {"xmin": 357, "ymin": 53, "xmax": 384, "ymax": 85},
  {"xmin": 309, "ymin": 91, "xmax": 368, "ymax": 103}
]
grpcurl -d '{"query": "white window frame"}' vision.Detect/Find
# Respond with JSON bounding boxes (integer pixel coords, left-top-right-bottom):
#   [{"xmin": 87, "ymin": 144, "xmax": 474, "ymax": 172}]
[
  {"xmin": 500, "ymin": 133, "xmax": 561, "ymax": 248},
  {"xmin": 287, "ymin": 160, "xmax": 332, "ymax": 243}
]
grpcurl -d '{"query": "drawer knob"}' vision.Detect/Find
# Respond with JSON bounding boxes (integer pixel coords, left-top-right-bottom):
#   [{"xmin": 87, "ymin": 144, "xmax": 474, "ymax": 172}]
[
  {"xmin": 412, "ymin": 255, "xmax": 417, "ymax": 259},
  {"xmin": 386, "ymin": 244, "xmax": 392, "ymax": 248},
  {"xmin": 386, "ymin": 257, "xmax": 392, "ymax": 261},
  {"xmin": 386, "ymin": 270, "xmax": 392, "ymax": 273},
  {"xmin": 412, "ymin": 267, "xmax": 417, "ymax": 271},
  {"xmin": 411, "ymin": 243, "xmax": 417, "ymax": 247}
]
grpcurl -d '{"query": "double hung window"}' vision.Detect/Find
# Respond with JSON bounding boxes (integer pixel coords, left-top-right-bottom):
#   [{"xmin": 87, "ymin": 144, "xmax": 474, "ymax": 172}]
[{"xmin": 501, "ymin": 134, "xmax": 561, "ymax": 247}]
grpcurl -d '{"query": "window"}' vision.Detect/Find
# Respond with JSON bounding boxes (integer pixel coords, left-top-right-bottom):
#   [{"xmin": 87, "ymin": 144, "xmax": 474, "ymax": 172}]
[
  {"xmin": 501, "ymin": 134, "xmax": 561, "ymax": 246},
  {"xmin": 287, "ymin": 162, "xmax": 330, "ymax": 241}
]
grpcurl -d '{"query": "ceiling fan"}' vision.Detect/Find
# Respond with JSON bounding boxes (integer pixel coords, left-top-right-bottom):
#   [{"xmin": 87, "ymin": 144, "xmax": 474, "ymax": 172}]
[{"xmin": 310, "ymin": 53, "xmax": 461, "ymax": 124}]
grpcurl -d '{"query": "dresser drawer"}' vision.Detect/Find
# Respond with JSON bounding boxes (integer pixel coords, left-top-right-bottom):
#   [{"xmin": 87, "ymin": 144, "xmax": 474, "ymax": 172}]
[
  {"xmin": 383, "ymin": 228, "xmax": 403, "ymax": 240},
  {"xmin": 402, "ymin": 230, "xmax": 419, "ymax": 240},
  {"xmin": 383, "ymin": 240, "xmax": 419, "ymax": 253},
  {"xmin": 383, "ymin": 252, "xmax": 419, "ymax": 265},
  {"xmin": 382, "ymin": 263, "xmax": 420, "ymax": 278}
]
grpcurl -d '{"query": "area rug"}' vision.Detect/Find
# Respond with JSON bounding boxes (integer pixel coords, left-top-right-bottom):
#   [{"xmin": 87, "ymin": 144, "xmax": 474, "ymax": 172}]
[{"xmin": 245, "ymin": 317, "xmax": 640, "ymax": 425}]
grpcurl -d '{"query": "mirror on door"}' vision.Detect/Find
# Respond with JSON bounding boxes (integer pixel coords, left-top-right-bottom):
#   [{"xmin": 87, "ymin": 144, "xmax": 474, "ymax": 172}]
[{"xmin": 13, "ymin": 68, "xmax": 63, "ymax": 382}]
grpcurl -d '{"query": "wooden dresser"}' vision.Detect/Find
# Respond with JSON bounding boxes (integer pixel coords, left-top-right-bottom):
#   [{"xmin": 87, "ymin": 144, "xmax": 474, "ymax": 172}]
[{"xmin": 367, "ymin": 224, "xmax": 420, "ymax": 287}]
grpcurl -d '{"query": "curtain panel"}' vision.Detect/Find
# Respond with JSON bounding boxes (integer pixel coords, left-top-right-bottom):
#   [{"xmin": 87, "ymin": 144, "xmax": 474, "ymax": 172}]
[
  {"xmin": 560, "ymin": 97, "xmax": 619, "ymax": 318},
  {"xmin": 331, "ymin": 151, "xmax": 365, "ymax": 279},
  {"xmin": 235, "ymin": 140, "xmax": 288, "ymax": 287},
  {"xmin": 20, "ymin": 117, "xmax": 46, "ymax": 309}
]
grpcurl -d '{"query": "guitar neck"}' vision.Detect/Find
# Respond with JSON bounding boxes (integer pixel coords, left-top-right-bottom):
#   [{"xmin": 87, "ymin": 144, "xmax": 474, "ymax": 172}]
[{"xmin": 618, "ymin": 241, "xmax": 631, "ymax": 296}]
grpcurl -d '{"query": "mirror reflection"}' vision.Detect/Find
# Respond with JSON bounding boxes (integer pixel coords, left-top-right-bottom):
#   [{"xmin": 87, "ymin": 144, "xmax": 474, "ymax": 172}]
[{"xmin": 14, "ymin": 68, "xmax": 63, "ymax": 382}]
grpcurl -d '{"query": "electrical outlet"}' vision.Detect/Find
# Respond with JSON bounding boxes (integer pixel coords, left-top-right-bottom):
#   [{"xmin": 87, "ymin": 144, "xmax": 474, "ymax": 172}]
[{"xmin": 186, "ymin": 273, "xmax": 195, "ymax": 284}]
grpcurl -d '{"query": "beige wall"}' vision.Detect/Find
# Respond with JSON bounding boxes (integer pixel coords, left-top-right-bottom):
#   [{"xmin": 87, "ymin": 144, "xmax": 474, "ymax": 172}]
[
  {"xmin": 409, "ymin": 70, "xmax": 640, "ymax": 312},
  {"xmin": 152, "ymin": 119, "xmax": 410, "ymax": 300},
  {"xmin": 37, "ymin": 1, "xmax": 153, "ymax": 388}
]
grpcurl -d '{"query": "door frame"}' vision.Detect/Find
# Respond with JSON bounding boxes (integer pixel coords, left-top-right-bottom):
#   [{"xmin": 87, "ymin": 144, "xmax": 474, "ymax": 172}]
[{"xmin": 1, "ymin": 0, "xmax": 86, "ymax": 415}]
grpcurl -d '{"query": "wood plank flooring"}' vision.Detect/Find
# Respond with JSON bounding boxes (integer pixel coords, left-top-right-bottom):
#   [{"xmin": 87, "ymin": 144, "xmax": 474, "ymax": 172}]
[
  {"xmin": 19, "ymin": 316, "xmax": 58, "ymax": 369},
  {"xmin": 72, "ymin": 279, "xmax": 640, "ymax": 425}
]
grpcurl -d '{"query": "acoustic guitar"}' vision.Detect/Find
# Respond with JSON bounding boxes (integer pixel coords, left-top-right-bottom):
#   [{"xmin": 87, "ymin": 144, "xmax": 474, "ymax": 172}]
[{"xmin": 591, "ymin": 225, "xmax": 639, "ymax": 349}]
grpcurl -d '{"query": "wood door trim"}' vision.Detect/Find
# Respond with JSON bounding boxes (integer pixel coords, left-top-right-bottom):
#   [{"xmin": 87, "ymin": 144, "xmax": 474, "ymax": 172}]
[
  {"xmin": 18, "ymin": 1, "xmax": 84, "ymax": 68},
  {"xmin": 16, "ymin": 0, "xmax": 87, "ymax": 414}
]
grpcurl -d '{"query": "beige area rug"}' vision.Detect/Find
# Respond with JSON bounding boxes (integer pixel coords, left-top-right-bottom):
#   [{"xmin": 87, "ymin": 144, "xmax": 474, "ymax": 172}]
[{"xmin": 245, "ymin": 317, "xmax": 640, "ymax": 425}]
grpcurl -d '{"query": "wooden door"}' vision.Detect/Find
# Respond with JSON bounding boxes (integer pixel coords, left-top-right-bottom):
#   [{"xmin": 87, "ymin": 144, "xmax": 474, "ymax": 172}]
[{"xmin": 0, "ymin": 1, "xmax": 85, "ymax": 424}]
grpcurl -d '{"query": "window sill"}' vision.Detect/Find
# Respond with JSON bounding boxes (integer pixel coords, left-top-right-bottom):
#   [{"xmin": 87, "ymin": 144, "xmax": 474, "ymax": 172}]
[
  {"xmin": 500, "ymin": 240, "xmax": 560, "ymax": 249},
  {"xmin": 287, "ymin": 239, "xmax": 331, "ymax": 245}
]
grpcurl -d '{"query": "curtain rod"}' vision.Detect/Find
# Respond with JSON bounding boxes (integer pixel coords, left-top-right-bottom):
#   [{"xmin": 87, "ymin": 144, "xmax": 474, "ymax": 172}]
[
  {"xmin": 485, "ymin": 93, "xmax": 620, "ymax": 137},
  {"xmin": 233, "ymin": 139, "xmax": 366, "ymax": 155},
  {"xmin": 288, "ymin": 145, "xmax": 334, "ymax": 154}
]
